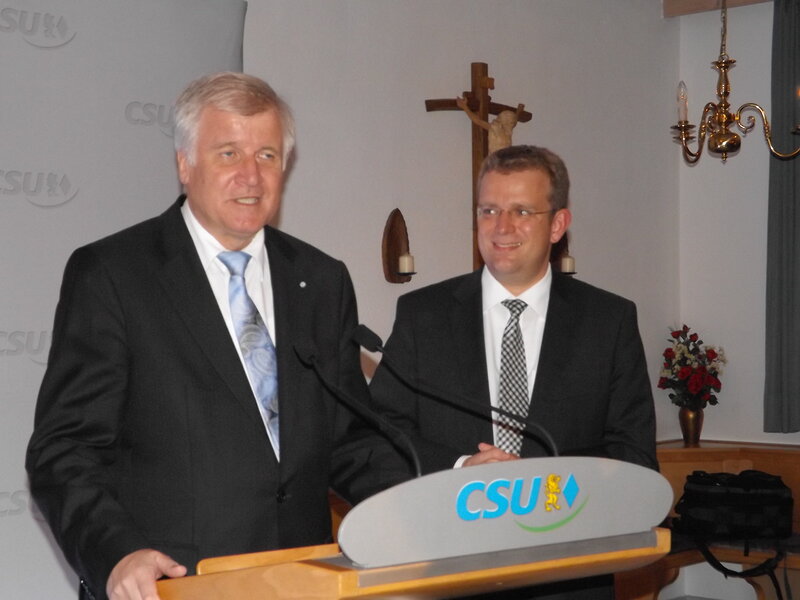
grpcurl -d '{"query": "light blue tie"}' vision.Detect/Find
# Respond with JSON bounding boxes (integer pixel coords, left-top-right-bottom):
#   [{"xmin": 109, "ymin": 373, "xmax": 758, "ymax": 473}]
[{"xmin": 218, "ymin": 251, "xmax": 280, "ymax": 458}]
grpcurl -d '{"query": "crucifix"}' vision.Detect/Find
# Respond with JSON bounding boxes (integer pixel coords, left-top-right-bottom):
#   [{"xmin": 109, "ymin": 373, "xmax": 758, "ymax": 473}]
[
  {"xmin": 425, "ymin": 62, "xmax": 573, "ymax": 274},
  {"xmin": 425, "ymin": 62, "xmax": 532, "ymax": 269}
]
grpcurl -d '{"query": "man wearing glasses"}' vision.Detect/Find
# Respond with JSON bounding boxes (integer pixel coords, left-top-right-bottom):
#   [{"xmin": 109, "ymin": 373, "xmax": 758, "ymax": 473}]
[{"xmin": 369, "ymin": 144, "xmax": 657, "ymax": 599}]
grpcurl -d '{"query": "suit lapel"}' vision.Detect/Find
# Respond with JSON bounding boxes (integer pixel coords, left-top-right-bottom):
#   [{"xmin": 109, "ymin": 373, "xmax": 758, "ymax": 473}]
[
  {"xmin": 155, "ymin": 200, "xmax": 268, "ymax": 436},
  {"xmin": 264, "ymin": 228, "xmax": 306, "ymax": 475},
  {"xmin": 532, "ymin": 274, "xmax": 579, "ymax": 405},
  {"xmin": 451, "ymin": 270, "xmax": 493, "ymax": 439}
]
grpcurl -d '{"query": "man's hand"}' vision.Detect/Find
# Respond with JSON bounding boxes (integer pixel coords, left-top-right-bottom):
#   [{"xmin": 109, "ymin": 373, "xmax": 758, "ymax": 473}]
[
  {"xmin": 106, "ymin": 549, "xmax": 187, "ymax": 600},
  {"xmin": 462, "ymin": 442, "xmax": 519, "ymax": 467}
]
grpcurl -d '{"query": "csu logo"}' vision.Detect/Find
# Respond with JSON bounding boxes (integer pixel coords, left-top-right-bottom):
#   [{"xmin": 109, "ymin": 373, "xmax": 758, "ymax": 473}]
[
  {"xmin": 0, "ymin": 490, "xmax": 45, "ymax": 521},
  {"xmin": 0, "ymin": 170, "xmax": 79, "ymax": 207},
  {"xmin": 125, "ymin": 101, "xmax": 176, "ymax": 138},
  {"xmin": 0, "ymin": 7, "xmax": 76, "ymax": 48},
  {"xmin": 455, "ymin": 473, "xmax": 587, "ymax": 532},
  {"xmin": 0, "ymin": 330, "xmax": 51, "ymax": 365}
]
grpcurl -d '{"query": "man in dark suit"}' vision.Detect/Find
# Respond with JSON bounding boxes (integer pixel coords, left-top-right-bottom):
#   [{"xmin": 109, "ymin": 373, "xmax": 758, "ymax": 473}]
[
  {"xmin": 369, "ymin": 145, "xmax": 657, "ymax": 599},
  {"xmin": 26, "ymin": 72, "xmax": 410, "ymax": 600}
]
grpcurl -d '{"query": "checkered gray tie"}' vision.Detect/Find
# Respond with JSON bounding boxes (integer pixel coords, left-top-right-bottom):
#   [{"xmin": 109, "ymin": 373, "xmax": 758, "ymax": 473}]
[{"xmin": 497, "ymin": 299, "xmax": 529, "ymax": 455}]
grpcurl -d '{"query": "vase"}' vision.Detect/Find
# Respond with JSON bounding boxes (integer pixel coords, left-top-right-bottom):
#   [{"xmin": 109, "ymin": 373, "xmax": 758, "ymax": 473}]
[{"xmin": 678, "ymin": 406, "xmax": 704, "ymax": 447}]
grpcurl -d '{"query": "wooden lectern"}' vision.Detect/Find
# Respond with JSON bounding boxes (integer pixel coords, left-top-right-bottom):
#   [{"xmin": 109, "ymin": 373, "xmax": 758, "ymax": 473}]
[
  {"xmin": 158, "ymin": 530, "xmax": 670, "ymax": 599},
  {"xmin": 157, "ymin": 457, "xmax": 673, "ymax": 599}
]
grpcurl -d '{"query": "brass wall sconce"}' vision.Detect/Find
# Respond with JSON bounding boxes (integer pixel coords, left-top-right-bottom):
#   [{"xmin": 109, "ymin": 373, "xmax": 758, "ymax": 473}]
[{"xmin": 672, "ymin": 0, "xmax": 800, "ymax": 164}]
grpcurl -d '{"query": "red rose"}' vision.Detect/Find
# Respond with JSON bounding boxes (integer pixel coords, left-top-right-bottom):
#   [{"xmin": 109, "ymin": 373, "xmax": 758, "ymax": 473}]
[
  {"xmin": 688, "ymin": 372, "xmax": 705, "ymax": 394},
  {"xmin": 657, "ymin": 377, "xmax": 668, "ymax": 389},
  {"xmin": 706, "ymin": 348, "xmax": 717, "ymax": 361},
  {"xmin": 689, "ymin": 333, "xmax": 698, "ymax": 342},
  {"xmin": 671, "ymin": 330, "xmax": 681, "ymax": 339},
  {"xmin": 677, "ymin": 366, "xmax": 692, "ymax": 380},
  {"xmin": 663, "ymin": 348, "xmax": 675, "ymax": 360}
]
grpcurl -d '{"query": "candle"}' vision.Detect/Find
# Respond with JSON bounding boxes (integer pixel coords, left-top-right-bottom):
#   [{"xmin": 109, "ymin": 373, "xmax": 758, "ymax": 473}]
[
  {"xmin": 561, "ymin": 255, "xmax": 575, "ymax": 274},
  {"xmin": 398, "ymin": 253, "xmax": 415, "ymax": 274},
  {"xmin": 677, "ymin": 81, "xmax": 688, "ymax": 122}
]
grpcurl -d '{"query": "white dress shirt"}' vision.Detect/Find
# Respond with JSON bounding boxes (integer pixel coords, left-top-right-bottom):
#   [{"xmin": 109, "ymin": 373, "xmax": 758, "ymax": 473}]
[
  {"xmin": 181, "ymin": 202, "xmax": 278, "ymax": 445},
  {"xmin": 482, "ymin": 266, "xmax": 551, "ymax": 442}
]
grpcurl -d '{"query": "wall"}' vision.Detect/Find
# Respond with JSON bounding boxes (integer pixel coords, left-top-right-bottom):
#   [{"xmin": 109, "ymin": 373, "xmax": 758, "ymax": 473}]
[
  {"xmin": 678, "ymin": 2, "xmax": 796, "ymax": 444},
  {"xmin": 243, "ymin": 0, "xmax": 682, "ymax": 437},
  {"xmin": 0, "ymin": 2, "xmax": 246, "ymax": 598},
  {"xmin": 672, "ymin": 9, "xmax": 791, "ymax": 593},
  {"xmin": 245, "ymin": 0, "xmax": 793, "ymax": 446},
  {"xmin": 3, "ymin": 0, "xmax": 790, "ymax": 597}
]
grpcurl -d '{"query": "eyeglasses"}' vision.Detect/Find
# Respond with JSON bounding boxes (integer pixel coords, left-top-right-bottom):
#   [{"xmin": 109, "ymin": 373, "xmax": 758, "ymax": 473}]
[{"xmin": 476, "ymin": 206, "xmax": 555, "ymax": 221}]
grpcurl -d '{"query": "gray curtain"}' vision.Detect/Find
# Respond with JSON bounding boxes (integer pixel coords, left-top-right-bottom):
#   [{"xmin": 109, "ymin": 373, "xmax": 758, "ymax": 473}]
[{"xmin": 764, "ymin": 0, "xmax": 800, "ymax": 431}]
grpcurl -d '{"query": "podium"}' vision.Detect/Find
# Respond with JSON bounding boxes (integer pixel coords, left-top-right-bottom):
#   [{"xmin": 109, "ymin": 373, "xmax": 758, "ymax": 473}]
[{"xmin": 157, "ymin": 457, "xmax": 673, "ymax": 599}]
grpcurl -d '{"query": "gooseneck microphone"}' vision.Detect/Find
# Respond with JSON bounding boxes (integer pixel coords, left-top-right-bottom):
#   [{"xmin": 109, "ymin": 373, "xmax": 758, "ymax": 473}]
[
  {"xmin": 293, "ymin": 341, "xmax": 422, "ymax": 478},
  {"xmin": 354, "ymin": 324, "xmax": 560, "ymax": 457}
]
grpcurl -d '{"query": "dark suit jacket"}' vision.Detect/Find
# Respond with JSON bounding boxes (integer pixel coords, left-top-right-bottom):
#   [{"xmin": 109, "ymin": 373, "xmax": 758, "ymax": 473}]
[
  {"xmin": 370, "ymin": 269, "xmax": 657, "ymax": 472},
  {"xmin": 369, "ymin": 269, "xmax": 657, "ymax": 600},
  {"xmin": 26, "ymin": 198, "xmax": 410, "ymax": 598}
]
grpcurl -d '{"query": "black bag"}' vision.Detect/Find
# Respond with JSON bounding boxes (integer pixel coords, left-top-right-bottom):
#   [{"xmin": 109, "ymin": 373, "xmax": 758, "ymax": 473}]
[{"xmin": 673, "ymin": 469, "xmax": 793, "ymax": 600}]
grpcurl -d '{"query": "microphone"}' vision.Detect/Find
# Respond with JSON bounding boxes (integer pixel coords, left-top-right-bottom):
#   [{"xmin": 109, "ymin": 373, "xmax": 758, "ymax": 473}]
[
  {"xmin": 354, "ymin": 324, "xmax": 559, "ymax": 457},
  {"xmin": 293, "ymin": 341, "xmax": 422, "ymax": 478}
]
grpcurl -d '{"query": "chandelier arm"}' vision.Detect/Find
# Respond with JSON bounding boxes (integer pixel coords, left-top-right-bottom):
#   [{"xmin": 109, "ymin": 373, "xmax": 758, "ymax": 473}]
[
  {"xmin": 692, "ymin": 102, "xmax": 718, "ymax": 156},
  {"xmin": 700, "ymin": 102, "xmax": 718, "ymax": 126},
  {"xmin": 673, "ymin": 0, "xmax": 799, "ymax": 163},
  {"xmin": 676, "ymin": 129, "xmax": 702, "ymax": 164},
  {"xmin": 673, "ymin": 102, "xmax": 717, "ymax": 164},
  {"xmin": 681, "ymin": 142, "xmax": 702, "ymax": 164},
  {"xmin": 736, "ymin": 102, "xmax": 800, "ymax": 160}
]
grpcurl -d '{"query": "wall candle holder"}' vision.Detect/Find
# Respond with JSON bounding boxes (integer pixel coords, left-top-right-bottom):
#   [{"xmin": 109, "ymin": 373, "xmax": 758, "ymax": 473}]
[{"xmin": 382, "ymin": 208, "xmax": 415, "ymax": 283}]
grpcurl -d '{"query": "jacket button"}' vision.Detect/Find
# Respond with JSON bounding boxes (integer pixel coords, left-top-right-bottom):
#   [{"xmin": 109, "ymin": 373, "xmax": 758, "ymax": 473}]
[{"xmin": 276, "ymin": 490, "xmax": 287, "ymax": 503}]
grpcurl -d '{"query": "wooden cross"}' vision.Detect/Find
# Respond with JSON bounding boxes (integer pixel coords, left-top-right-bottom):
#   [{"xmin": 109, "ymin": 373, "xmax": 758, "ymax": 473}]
[
  {"xmin": 425, "ymin": 62, "xmax": 572, "ymax": 273},
  {"xmin": 425, "ymin": 62, "xmax": 532, "ymax": 269}
]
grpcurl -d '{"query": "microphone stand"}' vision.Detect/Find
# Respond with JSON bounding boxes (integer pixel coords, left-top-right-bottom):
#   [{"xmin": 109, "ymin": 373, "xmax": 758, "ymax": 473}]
[
  {"xmin": 294, "ymin": 343, "xmax": 422, "ymax": 478},
  {"xmin": 354, "ymin": 324, "xmax": 559, "ymax": 458}
]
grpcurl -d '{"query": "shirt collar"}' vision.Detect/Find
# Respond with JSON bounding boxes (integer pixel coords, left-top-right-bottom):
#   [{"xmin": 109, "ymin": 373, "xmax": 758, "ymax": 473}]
[
  {"xmin": 481, "ymin": 264, "xmax": 552, "ymax": 318},
  {"xmin": 181, "ymin": 201, "xmax": 266, "ymax": 273}
]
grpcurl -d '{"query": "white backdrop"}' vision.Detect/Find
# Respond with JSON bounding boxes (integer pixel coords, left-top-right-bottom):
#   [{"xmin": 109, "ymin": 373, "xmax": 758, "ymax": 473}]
[{"xmin": 0, "ymin": 1, "xmax": 246, "ymax": 597}]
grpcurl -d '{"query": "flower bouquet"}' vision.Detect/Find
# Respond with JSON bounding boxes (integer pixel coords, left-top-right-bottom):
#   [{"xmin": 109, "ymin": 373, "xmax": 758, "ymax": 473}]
[{"xmin": 657, "ymin": 325, "xmax": 726, "ymax": 411}]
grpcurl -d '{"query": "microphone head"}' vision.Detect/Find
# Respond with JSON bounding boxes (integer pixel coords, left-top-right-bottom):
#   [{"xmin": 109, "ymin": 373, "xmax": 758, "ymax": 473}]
[
  {"xmin": 353, "ymin": 325, "xmax": 384, "ymax": 353},
  {"xmin": 293, "ymin": 341, "xmax": 317, "ymax": 367}
]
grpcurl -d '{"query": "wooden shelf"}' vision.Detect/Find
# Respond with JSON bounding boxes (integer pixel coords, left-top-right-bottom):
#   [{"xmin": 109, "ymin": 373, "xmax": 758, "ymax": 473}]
[
  {"xmin": 616, "ymin": 440, "xmax": 800, "ymax": 600},
  {"xmin": 663, "ymin": 0, "xmax": 771, "ymax": 18}
]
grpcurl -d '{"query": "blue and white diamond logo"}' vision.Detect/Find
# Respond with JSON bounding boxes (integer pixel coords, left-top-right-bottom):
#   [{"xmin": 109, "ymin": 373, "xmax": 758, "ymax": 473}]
[{"xmin": 562, "ymin": 474, "xmax": 580, "ymax": 507}]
